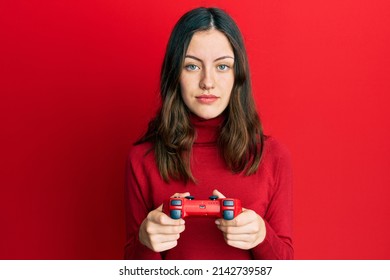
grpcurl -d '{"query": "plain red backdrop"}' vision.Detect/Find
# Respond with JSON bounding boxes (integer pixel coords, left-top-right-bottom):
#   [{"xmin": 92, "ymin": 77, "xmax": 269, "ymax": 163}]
[{"xmin": 1, "ymin": 0, "xmax": 389, "ymax": 259}]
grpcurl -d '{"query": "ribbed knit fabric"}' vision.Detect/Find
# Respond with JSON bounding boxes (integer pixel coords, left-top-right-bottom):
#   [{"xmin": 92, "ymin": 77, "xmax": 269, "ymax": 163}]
[{"xmin": 124, "ymin": 115, "xmax": 293, "ymax": 259}]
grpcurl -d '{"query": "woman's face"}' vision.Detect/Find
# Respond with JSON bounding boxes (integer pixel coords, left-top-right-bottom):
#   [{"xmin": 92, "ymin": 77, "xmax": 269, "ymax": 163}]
[{"xmin": 180, "ymin": 29, "xmax": 235, "ymax": 120}]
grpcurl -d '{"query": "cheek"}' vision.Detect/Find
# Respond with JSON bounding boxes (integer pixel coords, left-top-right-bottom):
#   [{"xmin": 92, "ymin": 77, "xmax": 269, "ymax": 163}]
[
  {"xmin": 179, "ymin": 79, "xmax": 192, "ymax": 106},
  {"xmin": 179, "ymin": 82, "xmax": 187, "ymax": 100},
  {"xmin": 179, "ymin": 75, "xmax": 190, "ymax": 93},
  {"xmin": 221, "ymin": 74, "xmax": 235, "ymax": 94},
  {"xmin": 180, "ymin": 75, "xmax": 198, "ymax": 98},
  {"xmin": 223, "ymin": 76, "xmax": 234, "ymax": 104}
]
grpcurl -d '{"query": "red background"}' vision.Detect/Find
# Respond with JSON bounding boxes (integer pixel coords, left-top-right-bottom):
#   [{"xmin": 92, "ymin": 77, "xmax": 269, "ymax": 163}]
[{"xmin": 1, "ymin": 0, "xmax": 389, "ymax": 259}]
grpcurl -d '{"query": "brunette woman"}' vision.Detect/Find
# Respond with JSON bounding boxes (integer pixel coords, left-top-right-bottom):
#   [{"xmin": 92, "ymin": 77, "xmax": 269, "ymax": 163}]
[{"xmin": 125, "ymin": 7, "xmax": 293, "ymax": 260}]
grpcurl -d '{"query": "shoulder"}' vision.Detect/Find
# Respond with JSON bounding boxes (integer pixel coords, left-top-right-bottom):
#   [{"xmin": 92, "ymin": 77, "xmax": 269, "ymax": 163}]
[
  {"xmin": 261, "ymin": 136, "xmax": 292, "ymax": 175},
  {"xmin": 263, "ymin": 136, "xmax": 291, "ymax": 161},
  {"xmin": 127, "ymin": 142, "xmax": 155, "ymax": 171},
  {"xmin": 128, "ymin": 142, "xmax": 153, "ymax": 160}
]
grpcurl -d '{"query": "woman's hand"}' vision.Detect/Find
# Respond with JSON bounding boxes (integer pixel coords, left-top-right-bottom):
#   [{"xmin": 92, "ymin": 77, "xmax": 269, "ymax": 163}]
[
  {"xmin": 138, "ymin": 192, "xmax": 190, "ymax": 252},
  {"xmin": 214, "ymin": 189, "xmax": 266, "ymax": 250}
]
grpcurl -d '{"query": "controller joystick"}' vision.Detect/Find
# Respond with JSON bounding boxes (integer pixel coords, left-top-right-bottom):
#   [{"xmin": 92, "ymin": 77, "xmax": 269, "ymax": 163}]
[{"xmin": 162, "ymin": 195, "xmax": 242, "ymax": 220}]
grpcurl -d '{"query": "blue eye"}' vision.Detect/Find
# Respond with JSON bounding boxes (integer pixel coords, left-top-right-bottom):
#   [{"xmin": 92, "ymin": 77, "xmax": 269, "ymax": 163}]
[
  {"xmin": 185, "ymin": 64, "xmax": 200, "ymax": 71},
  {"xmin": 217, "ymin": 64, "xmax": 230, "ymax": 71}
]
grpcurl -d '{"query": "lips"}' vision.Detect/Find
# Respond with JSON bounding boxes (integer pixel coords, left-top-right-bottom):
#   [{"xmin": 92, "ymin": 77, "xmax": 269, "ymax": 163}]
[{"xmin": 196, "ymin": 94, "xmax": 219, "ymax": 104}]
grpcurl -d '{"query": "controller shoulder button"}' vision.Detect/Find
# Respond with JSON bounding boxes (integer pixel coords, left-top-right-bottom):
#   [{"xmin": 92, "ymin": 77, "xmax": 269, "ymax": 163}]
[
  {"xmin": 170, "ymin": 210, "xmax": 182, "ymax": 219},
  {"xmin": 223, "ymin": 210, "xmax": 234, "ymax": 220},
  {"xmin": 170, "ymin": 200, "xmax": 182, "ymax": 206},
  {"xmin": 223, "ymin": 200, "xmax": 234, "ymax": 206}
]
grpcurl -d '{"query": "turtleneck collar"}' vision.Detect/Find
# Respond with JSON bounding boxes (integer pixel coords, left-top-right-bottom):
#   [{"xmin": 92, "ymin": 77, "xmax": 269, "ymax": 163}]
[{"xmin": 189, "ymin": 113, "xmax": 225, "ymax": 145}]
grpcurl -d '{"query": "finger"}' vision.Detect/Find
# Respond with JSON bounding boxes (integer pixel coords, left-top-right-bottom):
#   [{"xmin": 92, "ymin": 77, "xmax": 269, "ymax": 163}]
[
  {"xmin": 224, "ymin": 239, "xmax": 253, "ymax": 250},
  {"xmin": 159, "ymin": 214, "xmax": 186, "ymax": 226},
  {"xmin": 146, "ymin": 223, "xmax": 186, "ymax": 235},
  {"xmin": 152, "ymin": 240, "xmax": 179, "ymax": 252},
  {"xmin": 155, "ymin": 203, "xmax": 185, "ymax": 225},
  {"xmin": 223, "ymin": 232, "xmax": 255, "ymax": 242},
  {"xmin": 150, "ymin": 233, "xmax": 182, "ymax": 244},
  {"xmin": 217, "ymin": 221, "xmax": 260, "ymax": 235},
  {"xmin": 148, "ymin": 234, "xmax": 181, "ymax": 252},
  {"xmin": 212, "ymin": 189, "xmax": 226, "ymax": 198},
  {"xmin": 171, "ymin": 192, "xmax": 191, "ymax": 198},
  {"xmin": 148, "ymin": 210, "xmax": 185, "ymax": 226},
  {"xmin": 216, "ymin": 209, "xmax": 257, "ymax": 227}
]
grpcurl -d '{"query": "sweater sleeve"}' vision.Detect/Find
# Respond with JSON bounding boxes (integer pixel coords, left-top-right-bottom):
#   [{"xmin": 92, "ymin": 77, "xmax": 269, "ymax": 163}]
[
  {"xmin": 124, "ymin": 147, "xmax": 162, "ymax": 260},
  {"xmin": 250, "ymin": 142, "xmax": 294, "ymax": 260}
]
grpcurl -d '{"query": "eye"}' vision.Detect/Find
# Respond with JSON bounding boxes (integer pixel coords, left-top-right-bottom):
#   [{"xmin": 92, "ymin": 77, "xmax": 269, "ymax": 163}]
[
  {"xmin": 184, "ymin": 64, "xmax": 200, "ymax": 71},
  {"xmin": 217, "ymin": 64, "xmax": 230, "ymax": 71}
]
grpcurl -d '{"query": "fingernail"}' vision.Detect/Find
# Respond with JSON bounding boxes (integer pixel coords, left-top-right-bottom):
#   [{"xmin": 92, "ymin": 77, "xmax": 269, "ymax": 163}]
[{"xmin": 215, "ymin": 220, "xmax": 220, "ymax": 225}]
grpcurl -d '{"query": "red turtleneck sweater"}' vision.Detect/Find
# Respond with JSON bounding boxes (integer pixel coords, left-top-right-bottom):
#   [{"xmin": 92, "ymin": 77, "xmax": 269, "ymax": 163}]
[{"xmin": 124, "ymin": 115, "xmax": 293, "ymax": 259}]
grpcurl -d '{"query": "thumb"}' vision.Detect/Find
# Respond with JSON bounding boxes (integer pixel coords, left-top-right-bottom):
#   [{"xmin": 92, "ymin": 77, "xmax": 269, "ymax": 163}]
[
  {"xmin": 171, "ymin": 192, "xmax": 191, "ymax": 198},
  {"xmin": 158, "ymin": 192, "xmax": 190, "ymax": 213},
  {"xmin": 213, "ymin": 189, "xmax": 226, "ymax": 198},
  {"xmin": 157, "ymin": 204, "xmax": 163, "ymax": 211}
]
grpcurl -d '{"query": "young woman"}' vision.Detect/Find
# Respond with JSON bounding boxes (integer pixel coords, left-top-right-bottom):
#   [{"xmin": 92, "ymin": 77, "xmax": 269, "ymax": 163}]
[{"xmin": 125, "ymin": 7, "xmax": 293, "ymax": 260}]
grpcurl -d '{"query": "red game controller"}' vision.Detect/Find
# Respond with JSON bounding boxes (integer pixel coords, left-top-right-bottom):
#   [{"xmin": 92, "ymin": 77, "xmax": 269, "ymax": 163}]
[{"xmin": 163, "ymin": 195, "xmax": 242, "ymax": 220}]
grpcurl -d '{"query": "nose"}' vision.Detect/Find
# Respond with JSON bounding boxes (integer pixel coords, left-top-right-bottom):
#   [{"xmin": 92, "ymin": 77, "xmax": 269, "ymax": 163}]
[{"xmin": 199, "ymin": 67, "xmax": 215, "ymax": 90}]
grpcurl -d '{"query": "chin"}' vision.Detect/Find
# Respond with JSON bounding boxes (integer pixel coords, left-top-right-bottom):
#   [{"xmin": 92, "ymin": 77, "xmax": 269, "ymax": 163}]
[{"xmin": 194, "ymin": 110, "xmax": 222, "ymax": 120}]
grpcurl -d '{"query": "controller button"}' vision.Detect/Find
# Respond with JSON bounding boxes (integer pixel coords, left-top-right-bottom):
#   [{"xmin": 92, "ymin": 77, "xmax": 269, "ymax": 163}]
[
  {"xmin": 170, "ymin": 210, "xmax": 182, "ymax": 219},
  {"xmin": 223, "ymin": 200, "xmax": 234, "ymax": 206},
  {"xmin": 185, "ymin": 196, "xmax": 195, "ymax": 200},
  {"xmin": 209, "ymin": 195, "xmax": 218, "ymax": 200},
  {"xmin": 223, "ymin": 210, "xmax": 234, "ymax": 220},
  {"xmin": 171, "ymin": 200, "xmax": 182, "ymax": 206}
]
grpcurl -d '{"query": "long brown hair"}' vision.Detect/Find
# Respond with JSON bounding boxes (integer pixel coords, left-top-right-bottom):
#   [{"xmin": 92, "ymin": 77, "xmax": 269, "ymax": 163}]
[{"xmin": 135, "ymin": 7, "xmax": 264, "ymax": 183}]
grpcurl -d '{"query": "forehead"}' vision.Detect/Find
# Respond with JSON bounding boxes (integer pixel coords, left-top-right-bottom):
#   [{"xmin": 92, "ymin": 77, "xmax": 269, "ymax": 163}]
[{"xmin": 185, "ymin": 29, "xmax": 234, "ymax": 58}]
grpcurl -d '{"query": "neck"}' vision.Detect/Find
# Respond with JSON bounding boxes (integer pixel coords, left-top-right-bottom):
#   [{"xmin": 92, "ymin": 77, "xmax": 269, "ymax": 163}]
[{"xmin": 189, "ymin": 113, "xmax": 225, "ymax": 144}]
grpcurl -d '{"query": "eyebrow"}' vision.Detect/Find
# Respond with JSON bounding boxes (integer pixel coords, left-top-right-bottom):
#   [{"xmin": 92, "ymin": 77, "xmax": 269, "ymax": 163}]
[{"xmin": 184, "ymin": 55, "xmax": 234, "ymax": 62}]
